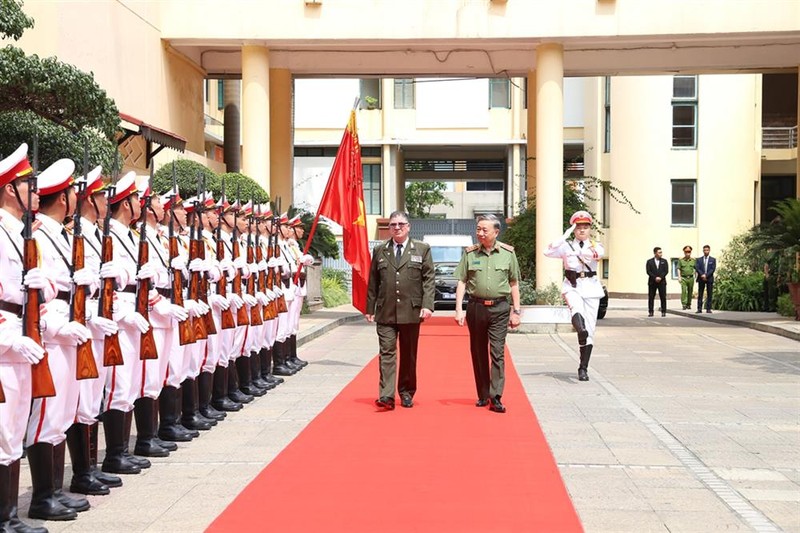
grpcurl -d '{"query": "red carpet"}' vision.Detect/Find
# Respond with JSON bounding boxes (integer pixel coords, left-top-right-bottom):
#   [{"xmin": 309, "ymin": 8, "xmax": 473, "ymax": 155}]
[{"xmin": 208, "ymin": 318, "xmax": 582, "ymax": 532}]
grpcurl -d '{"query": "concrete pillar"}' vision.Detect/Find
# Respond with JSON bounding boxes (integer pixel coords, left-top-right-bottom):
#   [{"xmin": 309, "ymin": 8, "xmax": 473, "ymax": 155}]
[
  {"xmin": 269, "ymin": 68, "xmax": 293, "ymax": 207},
  {"xmin": 241, "ymin": 45, "xmax": 270, "ymax": 191},
  {"xmin": 526, "ymin": 70, "xmax": 537, "ymax": 202},
  {"xmin": 535, "ymin": 44, "xmax": 564, "ymax": 290},
  {"xmin": 223, "ymin": 79, "xmax": 241, "ymax": 173}
]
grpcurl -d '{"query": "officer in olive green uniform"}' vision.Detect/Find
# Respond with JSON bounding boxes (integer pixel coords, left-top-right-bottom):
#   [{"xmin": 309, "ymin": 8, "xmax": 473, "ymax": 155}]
[
  {"xmin": 366, "ymin": 211, "xmax": 435, "ymax": 410},
  {"xmin": 677, "ymin": 246, "xmax": 696, "ymax": 310},
  {"xmin": 455, "ymin": 214, "xmax": 521, "ymax": 414}
]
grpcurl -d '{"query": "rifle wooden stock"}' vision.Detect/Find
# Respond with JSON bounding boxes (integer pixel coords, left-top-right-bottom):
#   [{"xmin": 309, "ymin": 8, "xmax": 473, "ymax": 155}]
[
  {"xmin": 198, "ymin": 239, "xmax": 217, "ymax": 335},
  {"xmin": 269, "ymin": 243, "xmax": 289, "ymax": 314},
  {"xmin": 246, "ymin": 240, "xmax": 263, "ymax": 326},
  {"xmin": 215, "ymin": 240, "xmax": 235, "ymax": 330},
  {"xmin": 170, "ymin": 237, "xmax": 195, "ymax": 346},
  {"xmin": 136, "ymin": 236, "xmax": 158, "ymax": 361},
  {"xmin": 256, "ymin": 243, "xmax": 275, "ymax": 320},
  {"xmin": 99, "ymin": 235, "xmax": 123, "ymax": 367},
  {"xmin": 231, "ymin": 238, "xmax": 249, "ymax": 326},
  {"xmin": 71, "ymin": 235, "xmax": 98, "ymax": 380},
  {"xmin": 24, "ymin": 239, "xmax": 56, "ymax": 399},
  {"xmin": 187, "ymin": 240, "xmax": 208, "ymax": 340}
]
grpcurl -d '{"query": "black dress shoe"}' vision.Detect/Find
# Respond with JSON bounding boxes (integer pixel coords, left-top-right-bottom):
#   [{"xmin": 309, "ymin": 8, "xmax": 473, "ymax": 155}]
[
  {"xmin": 154, "ymin": 437, "xmax": 178, "ymax": 451},
  {"xmin": 400, "ymin": 394, "xmax": 413, "ymax": 408},
  {"xmin": 706, "ymin": 309, "xmax": 712, "ymax": 314},
  {"xmin": 577, "ymin": 368, "xmax": 589, "ymax": 381},
  {"xmin": 647, "ymin": 313, "xmax": 654, "ymax": 317},
  {"xmin": 375, "ymin": 397, "xmax": 395, "ymax": 410},
  {"xmin": 489, "ymin": 396, "xmax": 506, "ymax": 413},
  {"xmin": 475, "ymin": 398, "xmax": 489, "ymax": 407},
  {"xmin": 92, "ymin": 466, "xmax": 123, "ymax": 488},
  {"xmin": 661, "ymin": 312, "xmax": 666, "ymax": 317},
  {"xmin": 695, "ymin": 309, "xmax": 702, "ymax": 313}
]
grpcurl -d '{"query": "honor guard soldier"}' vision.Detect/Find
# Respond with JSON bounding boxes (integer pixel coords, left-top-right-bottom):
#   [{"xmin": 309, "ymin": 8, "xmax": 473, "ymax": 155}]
[
  {"xmin": 0, "ymin": 144, "xmax": 51, "ymax": 533},
  {"xmin": 28, "ymin": 158, "xmax": 97, "ymax": 520},
  {"xmin": 274, "ymin": 213, "xmax": 300, "ymax": 375},
  {"xmin": 261, "ymin": 207, "xmax": 285, "ymax": 385},
  {"xmin": 287, "ymin": 215, "xmax": 313, "ymax": 369},
  {"xmin": 454, "ymin": 214, "xmax": 521, "ymax": 413},
  {"xmin": 544, "ymin": 210, "xmax": 606, "ymax": 382}
]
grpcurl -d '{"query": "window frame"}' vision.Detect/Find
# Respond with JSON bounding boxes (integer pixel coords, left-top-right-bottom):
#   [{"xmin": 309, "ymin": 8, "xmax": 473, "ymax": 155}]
[
  {"xmin": 604, "ymin": 76, "xmax": 611, "ymax": 153},
  {"xmin": 361, "ymin": 160, "xmax": 382, "ymax": 216},
  {"xmin": 489, "ymin": 78, "xmax": 511, "ymax": 109},
  {"xmin": 217, "ymin": 80, "xmax": 224, "ymax": 110},
  {"xmin": 671, "ymin": 76, "xmax": 698, "ymax": 149},
  {"xmin": 393, "ymin": 79, "xmax": 415, "ymax": 110},
  {"xmin": 670, "ymin": 179, "xmax": 697, "ymax": 226}
]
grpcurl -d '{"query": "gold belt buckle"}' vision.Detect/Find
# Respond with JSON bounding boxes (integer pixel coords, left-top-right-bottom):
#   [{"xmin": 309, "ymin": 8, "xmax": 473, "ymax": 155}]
[
  {"xmin": 483, "ymin": 299, "xmax": 493, "ymax": 306},
  {"xmin": 579, "ymin": 272, "xmax": 586, "ymax": 278}
]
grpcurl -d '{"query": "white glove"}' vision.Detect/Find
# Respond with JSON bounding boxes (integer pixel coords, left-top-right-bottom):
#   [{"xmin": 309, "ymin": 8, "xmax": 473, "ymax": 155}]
[
  {"xmin": 550, "ymin": 224, "xmax": 576, "ymax": 248},
  {"xmin": 99, "ymin": 261, "xmax": 126, "ymax": 287},
  {"xmin": 273, "ymin": 287, "xmax": 283, "ymax": 297},
  {"xmin": 301, "ymin": 254, "xmax": 315, "ymax": 266},
  {"xmin": 184, "ymin": 299, "xmax": 202, "ymax": 318},
  {"xmin": 73, "ymin": 268, "xmax": 95, "ymax": 287},
  {"xmin": 189, "ymin": 258, "xmax": 207, "ymax": 272},
  {"xmin": 233, "ymin": 256, "xmax": 248, "ymax": 271},
  {"xmin": 195, "ymin": 299, "xmax": 210, "ymax": 315},
  {"xmin": 228, "ymin": 293, "xmax": 245, "ymax": 310},
  {"xmin": 58, "ymin": 321, "xmax": 91, "ymax": 344},
  {"xmin": 255, "ymin": 292, "xmax": 269, "ymax": 306},
  {"xmin": 9, "ymin": 337, "xmax": 45, "ymax": 365},
  {"xmin": 206, "ymin": 264, "xmax": 222, "ymax": 283},
  {"xmin": 89, "ymin": 315, "xmax": 119, "ymax": 337},
  {"xmin": 267, "ymin": 257, "xmax": 280, "ymax": 269},
  {"xmin": 170, "ymin": 256, "xmax": 187, "ymax": 273},
  {"xmin": 120, "ymin": 312, "xmax": 150, "ymax": 334},
  {"xmin": 136, "ymin": 263, "xmax": 157, "ymax": 281},
  {"xmin": 257, "ymin": 260, "xmax": 269, "ymax": 272},
  {"xmin": 264, "ymin": 288, "xmax": 276, "ymax": 300},
  {"xmin": 153, "ymin": 299, "xmax": 189, "ymax": 322},
  {"xmin": 242, "ymin": 294, "xmax": 258, "ymax": 307},
  {"xmin": 23, "ymin": 268, "xmax": 51, "ymax": 290},
  {"xmin": 208, "ymin": 293, "xmax": 230, "ymax": 311}
]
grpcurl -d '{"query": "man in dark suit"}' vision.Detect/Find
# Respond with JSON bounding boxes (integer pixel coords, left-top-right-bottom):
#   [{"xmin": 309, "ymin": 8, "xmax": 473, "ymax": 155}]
[
  {"xmin": 646, "ymin": 246, "xmax": 669, "ymax": 317},
  {"xmin": 366, "ymin": 211, "xmax": 435, "ymax": 410},
  {"xmin": 695, "ymin": 244, "xmax": 716, "ymax": 313}
]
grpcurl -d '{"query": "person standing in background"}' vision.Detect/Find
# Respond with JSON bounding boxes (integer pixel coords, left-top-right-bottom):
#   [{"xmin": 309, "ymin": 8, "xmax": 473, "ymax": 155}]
[
  {"xmin": 695, "ymin": 245, "xmax": 716, "ymax": 313},
  {"xmin": 646, "ymin": 247, "xmax": 668, "ymax": 317},
  {"xmin": 677, "ymin": 246, "xmax": 696, "ymax": 310}
]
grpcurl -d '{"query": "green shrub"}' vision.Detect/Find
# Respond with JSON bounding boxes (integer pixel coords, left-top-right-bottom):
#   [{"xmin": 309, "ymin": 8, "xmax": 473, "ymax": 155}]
[
  {"xmin": 776, "ymin": 293, "xmax": 796, "ymax": 318},
  {"xmin": 518, "ymin": 280, "xmax": 563, "ymax": 305},
  {"xmin": 713, "ymin": 272, "xmax": 765, "ymax": 312},
  {"xmin": 321, "ymin": 268, "xmax": 350, "ymax": 308}
]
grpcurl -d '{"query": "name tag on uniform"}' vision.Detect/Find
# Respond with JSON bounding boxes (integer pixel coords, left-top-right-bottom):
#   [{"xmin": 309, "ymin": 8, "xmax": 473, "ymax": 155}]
[
  {"xmin": 472, "ymin": 260, "xmax": 481, "ymax": 266},
  {"xmin": 410, "ymin": 255, "xmax": 422, "ymax": 263}
]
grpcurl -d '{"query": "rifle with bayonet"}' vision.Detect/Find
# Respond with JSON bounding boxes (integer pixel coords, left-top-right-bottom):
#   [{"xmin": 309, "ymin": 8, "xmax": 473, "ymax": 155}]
[
  {"xmin": 255, "ymin": 205, "xmax": 275, "ymax": 320},
  {"xmin": 98, "ymin": 160, "xmax": 123, "ymax": 367},
  {"xmin": 215, "ymin": 176, "xmax": 235, "ymax": 330},
  {"xmin": 270, "ymin": 204, "xmax": 289, "ymax": 314},
  {"xmin": 72, "ymin": 143, "xmax": 99, "ymax": 380},
  {"xmin": 188, "ymin": 175, "xmax": 209, "ymax": 340},
  {"xmin": 231, "ymin": 184, "xmax": 249, "ymax": 327},
  {"xmin": 246, "ymin": 199, "xmax": 263, "ymax": 326},
  {"xmin": 136, "ymin": 165, "xmax": 158, "ymax": 360},
  {"xmin": 196, "ymin": 176, "xmax": 216, "ymax": 335},
  {"xmin": 168, "ymin": 163, "xmax": 194, "ymax": 346},
  {"xmin": 26, "ymin": 136, "xmax": 56, "ymax": 398}
]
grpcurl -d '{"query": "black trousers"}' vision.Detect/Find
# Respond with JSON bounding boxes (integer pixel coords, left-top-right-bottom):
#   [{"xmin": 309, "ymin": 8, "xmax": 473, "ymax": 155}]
[
  {"xmin": 466, "ymin": 299, "xmax": 510, "ymax": 400},
  {"xmin": 648, "ymin": 282, "xmax": 667, "ymax": 314},
  {"xmin": 697, "ymin": 277, "xmax": 714, "ymax": 311}
]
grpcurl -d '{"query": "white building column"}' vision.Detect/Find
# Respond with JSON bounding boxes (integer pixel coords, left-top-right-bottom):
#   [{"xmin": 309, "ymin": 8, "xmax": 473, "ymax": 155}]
[
  {"xmin": 269, "ymin": 68, "xmax": 293, "ymax": 204},
  {"xmin": 241, "ymin": 45, "xmax": 270, "ymax": 191},
  {"xmin": 535, "ymin": 43, "xmax": 565, "ymax": 290}
]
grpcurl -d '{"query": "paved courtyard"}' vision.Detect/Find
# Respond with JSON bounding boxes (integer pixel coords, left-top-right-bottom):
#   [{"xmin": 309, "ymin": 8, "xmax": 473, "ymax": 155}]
[{"xmin": 21, "ymin": 305, "xmax": 800, "ymax": 532}]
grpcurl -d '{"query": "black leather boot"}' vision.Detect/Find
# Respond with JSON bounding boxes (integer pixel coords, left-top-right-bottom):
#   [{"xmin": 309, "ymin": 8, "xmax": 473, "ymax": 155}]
[
  {"xmin": 101, "ymin": 409, "xmax": 141, "ymax": 475},
  {"xmin": 250, "ymin": 351, "xmax": 273, "ymax": 390},
  {"xmin": 27, "ymin": 442, "xmax": 78, "ymax": 521},
  {"xmin": 571, "ymin": 313, "xmax": 589, "ymax": 346},
  {"xmin": 228, "ymin": 363, "xmax": 254, "ymax": 404},
  {"xmin": 262, "ymin": 348, "xmax": 283, "ymax": 385},
  {"xmin": 181, "ymin": 379, "xmax": 213, "ymax": 431},
  {"xmin": 578, "ymin": 344, "xmax": 593, "ymax": 382},
  {"xmin": 211, "ymin": 367, "xmax": 242, "ymax": 412},
  {"xmin": 52, "ymin": 441, "xmax": 90, "ymax": 512},
  {"xmin": 272, "ymin": 341, "xmax": 295, "ymax": 376},
  {"xmin": 66, "ymin": 423, "xmax": 109, "ymax": 496},
  {"xmin": 1, "ymin": 460, "xmax": 47, "ymax": 533},
  {"xmin": 237, "ymin": 356, "xmax": 266, "ymax": 397},
  {"xmin": 158, "ymin": 386, "xmax": 195, "ymax": 442},
  {"xmin": 152, "ymin": 399, "xmax": 178, "ymax": 451},
  {"xmin": 122, "ymin": 410, "xmax": 150, "ymax": 469},
  {"xmin": 288, "ymin": 335, "xmax": 308, "ymax": 368},
  {"xmin": 89, "ymin": 422, "xmax": 122, "ymax": 488},
  {"xmin": 197, "ymin": 371, "xmax": 226, "ymax": 421},
  {"xmin": 133, "ymin": 398, "xmax": 170, "ymax": 457}
]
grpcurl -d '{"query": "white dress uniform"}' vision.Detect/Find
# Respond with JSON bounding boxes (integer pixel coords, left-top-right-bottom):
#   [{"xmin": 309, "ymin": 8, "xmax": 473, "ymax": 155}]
[
  {"xmin": 201, "ymin": 229, "xmax": 224, "ymax": 374},
  {"xmin": 276, "ymin": 236, "xmax": 296, "ymax": 344},
  {"xmin": 142, "ymin": 223, "xmax": 174, "ymax": 399}
]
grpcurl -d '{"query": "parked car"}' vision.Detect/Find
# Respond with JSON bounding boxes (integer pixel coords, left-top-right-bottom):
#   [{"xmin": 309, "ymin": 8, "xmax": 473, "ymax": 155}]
[{"xmin": 424, "ymin": 235, "xmax": 473, "ymax": 310}]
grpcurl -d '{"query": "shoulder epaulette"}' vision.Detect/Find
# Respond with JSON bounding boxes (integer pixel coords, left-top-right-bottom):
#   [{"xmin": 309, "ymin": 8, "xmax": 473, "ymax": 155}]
[
  {"xmin": 465, "ymin": 244, "xmax": 480, "ymax": 253},
  {"xmin": 498, "ymin": 241, "xmax": 514, "ymax": 252},
  {"xmin": 590, "ymin": 240, "xmax": 597, "ymax": 248}
]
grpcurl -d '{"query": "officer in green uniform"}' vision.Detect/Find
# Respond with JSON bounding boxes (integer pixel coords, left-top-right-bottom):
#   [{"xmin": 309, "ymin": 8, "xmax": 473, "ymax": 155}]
[
  {"xmin": 677, "ymin": 245, "xmax": 696, "ymax": 310},
  {"xmin": 454, "ymin": 214, "xmax": 521, "ymax": 414}
]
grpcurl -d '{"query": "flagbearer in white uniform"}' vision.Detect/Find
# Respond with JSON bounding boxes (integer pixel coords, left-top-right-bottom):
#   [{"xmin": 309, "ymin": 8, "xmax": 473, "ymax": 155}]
[
  {"xmin": 544, "ymin": 210, "xmax": 605, "ymax": 382},
  {"xmin": 0, "ymin": 144, "xmax": 52, "ymax": 533}
]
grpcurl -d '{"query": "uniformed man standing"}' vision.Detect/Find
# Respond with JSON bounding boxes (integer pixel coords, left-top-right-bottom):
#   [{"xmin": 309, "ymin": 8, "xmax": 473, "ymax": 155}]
[
  {"xmin": 544, "ymin": 211, "xmax": 606, "ymax": 382},
  {"xmin": 366, "ymin": 211, "xmax": 434, "ymax": 410},
  {"xmin": 677, "ymin": 246, "xmax": 696, "ymax": 310},
  {"xmin": 454, "ymin": 214, "xmax": 520, "ymax": 413}
]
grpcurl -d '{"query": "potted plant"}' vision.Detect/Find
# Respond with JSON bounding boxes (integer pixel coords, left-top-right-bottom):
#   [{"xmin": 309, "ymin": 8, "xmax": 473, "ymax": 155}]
[{"xmin": 517, "ymin": 281, "xmax": 571, "ymax": 328}]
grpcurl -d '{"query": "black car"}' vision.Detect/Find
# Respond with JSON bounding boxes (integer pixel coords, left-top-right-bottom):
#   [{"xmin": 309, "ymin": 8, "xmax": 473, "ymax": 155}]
[{"xmin": 433, "ymin": 262, "xmax": 466, "ymax": 309}]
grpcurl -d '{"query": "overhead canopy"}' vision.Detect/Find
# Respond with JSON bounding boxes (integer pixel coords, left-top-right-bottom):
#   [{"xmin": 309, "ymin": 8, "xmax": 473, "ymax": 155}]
[{"xmin": 119, "ymin": 112, "xmax": 187, "ymax": 167}]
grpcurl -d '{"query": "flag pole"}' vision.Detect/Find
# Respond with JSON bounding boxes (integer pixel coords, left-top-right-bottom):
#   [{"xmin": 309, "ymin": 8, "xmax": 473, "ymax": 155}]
[{"xmin": 295, "ymin": 100, "xmax": 361, "ymax": 283}]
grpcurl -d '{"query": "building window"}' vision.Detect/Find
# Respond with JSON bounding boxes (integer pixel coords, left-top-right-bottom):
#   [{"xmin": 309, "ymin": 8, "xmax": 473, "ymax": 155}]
[
  {"xmin": 604, "ymin": 76, "xmax": 611, "ymax": 153},
  {"xmin": 204, "ymin": 80, "xmax": 209, "ymax": 103},
  {"xmin": 601, "ymin": 183, "xmax": 611, "ymax": 228},
  {"xmin": 671, "ymin": 180, "xmax": 696, "ymax": 226},
  {"xmin": 359, "ymin": 79, "xmax": 381, "ymax": 109},
  {"xmin": 602, "ymin": 259, "xmax": 609, "ymax": 279},
  {"xmin": 362, "ymin": 163, "xmax": 381, "ymax": 215},
  {"xmin": 489, "ymin": 78, "xmax": 510, "ymax": 109},
  {"xmin": 672, "ymin": 76, "xmax": 697, "ymax": 148},
  {"xmin": 217, "ymin": 80, "xmax": 224, "ymax": 110},
  {"xmin": 466, "ymin": 181, "xmax": 504, "ymax": 192},
  {"xmin": 394, "ymin": 79, "xmax": 415, "ymax": 109}
]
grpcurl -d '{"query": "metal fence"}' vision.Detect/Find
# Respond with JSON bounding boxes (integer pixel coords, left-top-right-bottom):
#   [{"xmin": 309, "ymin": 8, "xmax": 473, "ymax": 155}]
[
  {"xmin": 321, "ymin": 240, "xmax": 382, "ymax": 291},
  {"xmin": 762, "ymin": 126, "xmax": 798, "ymax": 149}
]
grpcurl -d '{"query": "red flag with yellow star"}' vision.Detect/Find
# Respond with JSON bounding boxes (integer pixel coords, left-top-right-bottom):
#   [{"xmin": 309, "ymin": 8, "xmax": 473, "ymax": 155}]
[{"xmin": 314, "ymin": 110, "xmax": 371, "ymax": 313}]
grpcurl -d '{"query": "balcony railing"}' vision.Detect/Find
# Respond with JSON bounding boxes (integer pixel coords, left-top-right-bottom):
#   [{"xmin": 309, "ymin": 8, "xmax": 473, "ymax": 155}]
[{"xmin": 762, "ymin": 126, "xmax": 798, "ymax": 149}]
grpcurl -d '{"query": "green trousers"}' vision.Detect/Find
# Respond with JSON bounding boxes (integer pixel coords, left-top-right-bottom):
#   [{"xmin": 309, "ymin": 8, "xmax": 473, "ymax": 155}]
[{"xmin": 680, "ymin": 277, "xmax": 694, "ymax": 309}]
